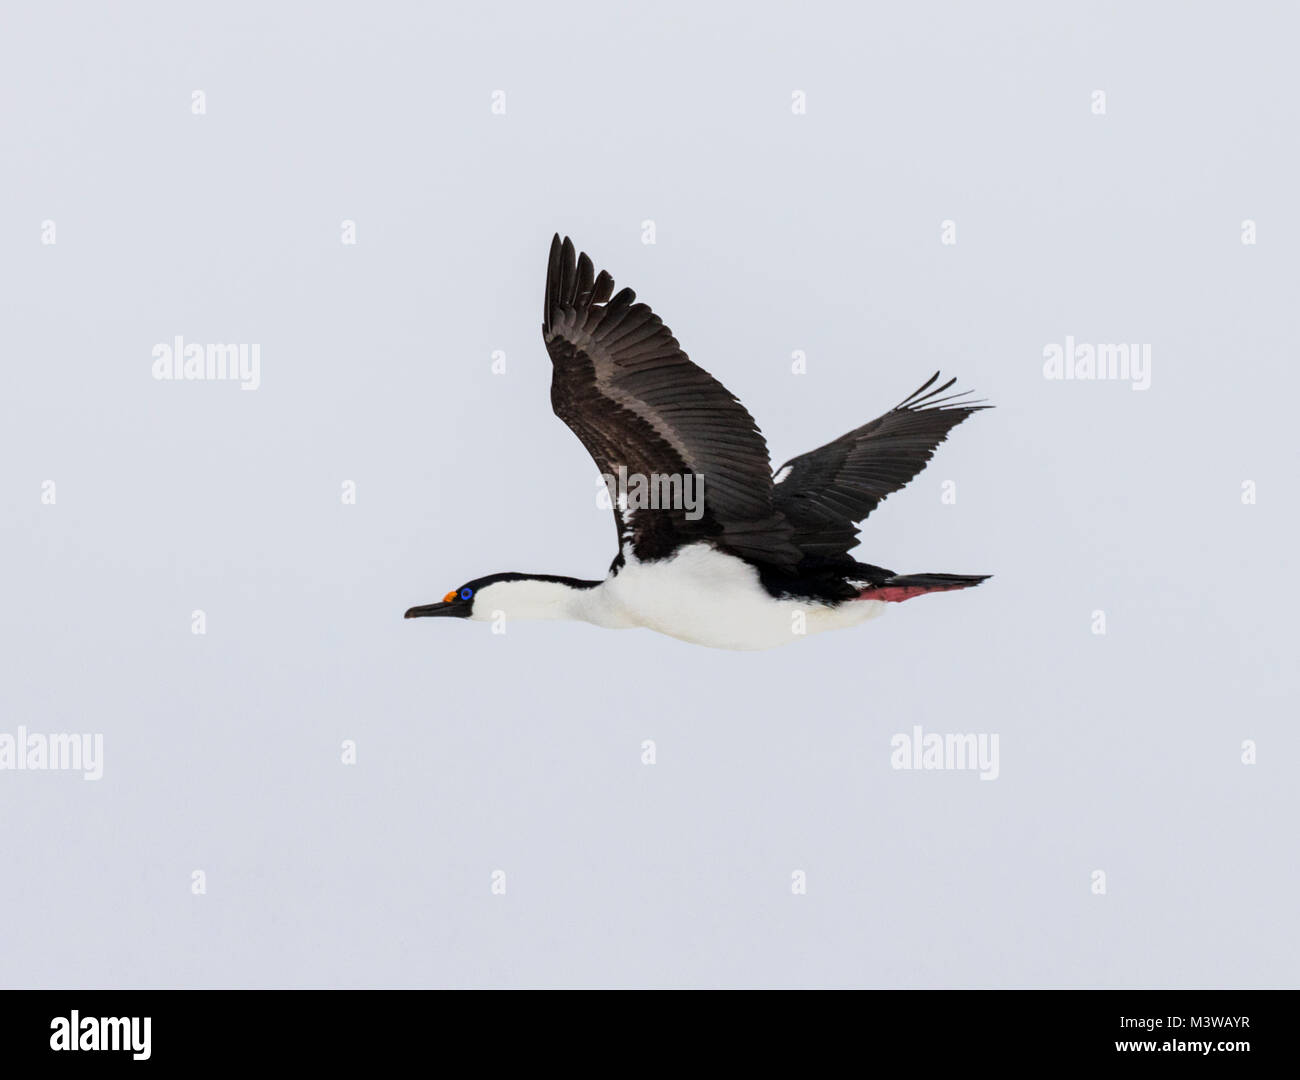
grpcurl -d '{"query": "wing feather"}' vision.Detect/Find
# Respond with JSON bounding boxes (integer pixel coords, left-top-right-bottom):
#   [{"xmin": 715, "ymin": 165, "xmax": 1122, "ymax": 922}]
[
  {"xmin": 772, "ymin": 372, "xmax": 989, "ymax": 557},
  {"xmin": 542, "ymin": 235, "xmax": 799, "ymax": 567}
]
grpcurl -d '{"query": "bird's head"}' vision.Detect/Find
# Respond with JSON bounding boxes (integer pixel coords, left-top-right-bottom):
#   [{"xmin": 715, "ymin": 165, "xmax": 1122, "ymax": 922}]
[{"xmin": 403, "ymin": 574, "xmax": 501, "ymax": 621}]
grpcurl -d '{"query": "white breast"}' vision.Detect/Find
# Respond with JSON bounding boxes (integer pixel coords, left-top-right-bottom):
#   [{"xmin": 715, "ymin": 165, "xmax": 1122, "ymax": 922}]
[{"xmin": 587, "ymin": 543, "xmax": 886, "ymax": 650}]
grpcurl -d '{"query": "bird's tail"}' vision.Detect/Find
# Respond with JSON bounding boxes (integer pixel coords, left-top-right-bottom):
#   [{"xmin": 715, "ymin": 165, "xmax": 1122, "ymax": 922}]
[{"xmin": 860, "ymin": 573, "xmax": 990, "ymax": 603}]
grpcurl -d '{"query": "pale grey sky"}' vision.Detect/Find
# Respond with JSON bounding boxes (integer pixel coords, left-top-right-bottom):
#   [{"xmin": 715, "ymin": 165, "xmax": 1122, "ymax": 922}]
[{"xmin": 0, "ymin": 0, "xmax": 1296, "ymax": 988}]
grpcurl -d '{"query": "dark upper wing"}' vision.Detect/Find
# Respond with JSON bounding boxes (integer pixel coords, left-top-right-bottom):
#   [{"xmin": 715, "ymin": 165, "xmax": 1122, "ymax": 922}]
[
  {"xmin": 772, "ymin": 373, "xmax": 989, "ymax": 558},
  {"xmin": 543, "ymin": 235, "xmax": 801, "ymax": 567}
]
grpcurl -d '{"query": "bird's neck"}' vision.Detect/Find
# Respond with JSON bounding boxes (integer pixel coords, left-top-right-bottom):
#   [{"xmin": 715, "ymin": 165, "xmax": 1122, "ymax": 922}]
[{"xmin": 474, "ymin": 574, "xmax": 604, "ymax": 622}]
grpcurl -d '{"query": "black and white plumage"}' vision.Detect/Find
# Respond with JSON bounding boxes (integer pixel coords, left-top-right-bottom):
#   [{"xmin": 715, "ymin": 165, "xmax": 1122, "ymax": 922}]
[{"xmin": 405, "ymin": 236, "xmax": 990, "ymax": 650}]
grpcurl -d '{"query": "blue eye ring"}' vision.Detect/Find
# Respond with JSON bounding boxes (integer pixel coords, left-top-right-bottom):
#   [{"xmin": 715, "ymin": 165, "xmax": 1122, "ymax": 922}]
[{"xmin": 460, "ymin": 587, "xmax": 474, "ymax": 601}]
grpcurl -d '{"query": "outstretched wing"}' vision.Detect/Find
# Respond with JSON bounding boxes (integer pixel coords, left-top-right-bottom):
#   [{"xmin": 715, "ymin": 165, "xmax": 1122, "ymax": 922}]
[
  {"xmin": 772, "ymin": 373, "xmax": 989, "ymax": 558},
  {"xmin": 542, "ymin": 235, "xmax": 800, "ymax": 567}
]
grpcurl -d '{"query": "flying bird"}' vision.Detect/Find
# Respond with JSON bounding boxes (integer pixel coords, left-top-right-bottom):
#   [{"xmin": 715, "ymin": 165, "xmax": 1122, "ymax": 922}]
[{"xmin": 406, "ymin": 236, "xmax": 990, "ymax": 650}]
